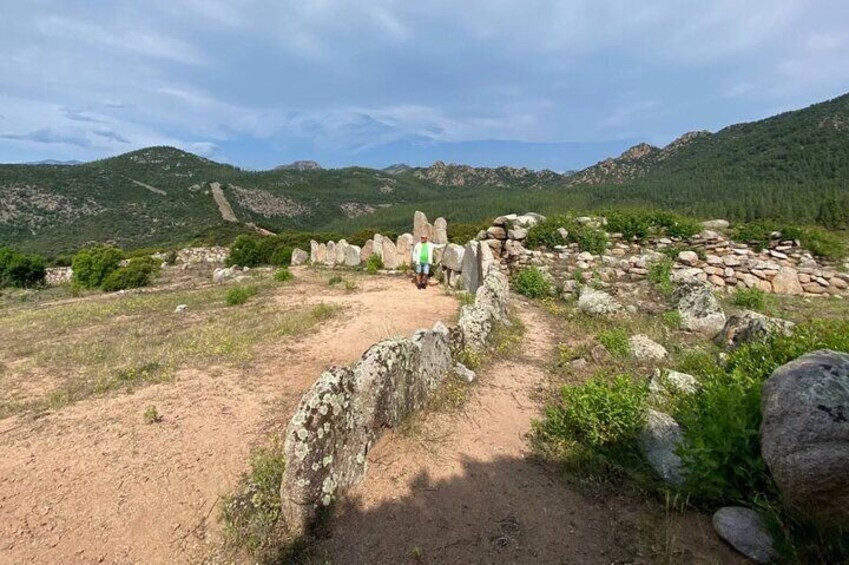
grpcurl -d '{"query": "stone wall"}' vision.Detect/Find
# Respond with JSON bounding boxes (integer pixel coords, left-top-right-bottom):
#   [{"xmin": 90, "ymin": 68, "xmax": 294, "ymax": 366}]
[
  {"xmin": 45, "ymin": 267, "xmax": 73, "ymax": 286},
  {"xmin": 279, "ymin": 268, "xmax": 509, "ymax": 535}
]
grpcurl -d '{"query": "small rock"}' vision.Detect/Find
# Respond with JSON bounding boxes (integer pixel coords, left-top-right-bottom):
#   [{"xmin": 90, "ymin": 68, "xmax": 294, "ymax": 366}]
[
  {"xmin": 677, "ymin": 251, "xmax": 699, "ymax": 266},
  {"xmin": 712, "ymin": 507, "xmax": 776, "ymax": 564},
  {"xmin": 453, "ymin": 362, "xmax": 476, "ymax": 383},
  {"xmin": 577, "ymin": 287, "xmax": 622, "ymax": 318},
  {"xmin": 629, "ymin": 335, "xmax": 668, "ymax": 362},
  {"xmin": 716, "ymin": 311, "xmax": 795, "ymax": 350},
  {"xmin": 174, "ymin": 304, "xmax": 188, "ymax": 314},
  {"xmin": 639, "ymin": 410, "xmax": 686, "ymax": 486},
  {"xmin": 675, "ymin": 283, "xmax": 726, "ymax": 338},
  {"xmin": 649, "ymin": 369, "xmax": 699, "ymax": 396}
]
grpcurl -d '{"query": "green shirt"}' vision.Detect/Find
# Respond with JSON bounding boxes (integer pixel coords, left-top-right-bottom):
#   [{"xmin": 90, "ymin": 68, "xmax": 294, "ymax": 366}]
[{"xmin": 419, "ymin": 242, "xmax": 430, "ymax": 264}]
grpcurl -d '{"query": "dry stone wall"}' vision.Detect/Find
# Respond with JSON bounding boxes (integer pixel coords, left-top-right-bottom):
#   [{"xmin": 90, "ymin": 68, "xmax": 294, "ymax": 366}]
[{"xmin": 279, "ymin": 268, "xmax": 510, "ymax": 535}]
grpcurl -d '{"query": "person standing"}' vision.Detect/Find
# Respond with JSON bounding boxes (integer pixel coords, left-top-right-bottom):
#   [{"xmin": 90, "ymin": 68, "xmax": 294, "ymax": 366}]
[{"xmin": 412, "ymin": 233, "xmax": 434, "ymax": 290}]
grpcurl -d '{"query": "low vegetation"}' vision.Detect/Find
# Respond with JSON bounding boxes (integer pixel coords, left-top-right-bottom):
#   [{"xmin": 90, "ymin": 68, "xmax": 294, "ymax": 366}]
[
  {"xmin": 365, "ymin": 254, "xmax": 383, "ymax": 274},
  {"xmin": 226, "ymin": 285, "xmax": 259, "ymax": 306},
  {"xmin": 0, "ymin": 246, "xmax": 46, "ymax": 288},
  {"xmin": 512, "ymin": 266, "xmax": 551, "ymax": 298}
]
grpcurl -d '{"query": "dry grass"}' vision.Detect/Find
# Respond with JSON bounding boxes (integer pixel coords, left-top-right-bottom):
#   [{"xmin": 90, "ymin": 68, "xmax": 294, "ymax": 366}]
[{"xmin": 0, "ymin": 278, "xmax": 339, "ymax": 417}]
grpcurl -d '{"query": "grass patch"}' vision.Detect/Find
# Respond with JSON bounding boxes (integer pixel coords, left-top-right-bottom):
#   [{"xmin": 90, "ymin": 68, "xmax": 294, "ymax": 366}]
[
  {"xmin": 226, "ymin": 285, "xmax": 259, "ymax": 306},
  {"xmin": 328, "ymin": 275, "xmax": 343, "ymax": 286},
  {"xmin": 731, "ymin": 287, "xmax": 767, "ymax": 311},
  {"xmin": 273, "ymin": 268, "xmax": 293, "ymax": 283},
  {"xmin": 648, "ymin": 257, "xmax": 675, "ymax": 297},
  {"xmin": 0, "ymin": 283, "xmax": 340, "ymax": 416},
  {"xmin": 598, "ymin": 328, "xmax": 630, "ymax": 358},
  {"xmin": 143, "ymin": 405, "xmax": 162, "ymax": 424}
]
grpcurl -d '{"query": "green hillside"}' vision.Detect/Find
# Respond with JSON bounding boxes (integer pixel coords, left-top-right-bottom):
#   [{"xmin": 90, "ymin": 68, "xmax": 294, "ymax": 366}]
[{"xmin": 2, "ymin": 93, "xmax": 848, "ymax": 255}]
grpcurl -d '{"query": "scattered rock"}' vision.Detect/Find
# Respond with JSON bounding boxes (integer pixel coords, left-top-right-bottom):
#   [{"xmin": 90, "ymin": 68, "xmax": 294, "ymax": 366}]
[
  {"xmin": 675, "ymin": 283, "xmax": 726, "ymax": 337},
  {"xmin": 716, "ymin": 311, "xmax": 795, "ymax": 350},
  {"xmin": 577, "ymin": 286, "xmax": 622, "ymax": 318},
  {"xmin": 712, "ymin": 507, "xmax": 776, "ymax": 564},
  {"xmin": 761, "ymin": 349, "xmax": 849, "ymax": 525},
  {"xmin": 638, "ymin": 410, "xmax": 686, "ymax": 487},
  {"xmin": 629, "ymin": 334, "xmax": 668, "ymax": 362},
  {"xmin": 649, "ymin": 369, "xmax": 699, "ymax": 396},
  {"xmin": 453, "ymin": 362, "xmax": 476, "ymax": 383},
  {"xmin": 174, "ymin": 304, "xmax": 188, "ymax": 314}
]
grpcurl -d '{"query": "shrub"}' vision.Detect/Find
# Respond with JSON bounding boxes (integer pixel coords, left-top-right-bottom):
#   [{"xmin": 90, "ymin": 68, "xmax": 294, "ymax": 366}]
[
  {"xmin": 597, "ymin": 329, "xmax": 630, "ymax": 358},
  {"xmin": 0, "ymin": 247, "xmax": 46, "ymax": 288},
  {"xmin": 226, "ymin": 285, "xmax": 259, "ymax": 306},
  {"xmin": 513, "ymin": 267, "xmax": 551, "ymax": 298},
  {"xmin": 366, "ymin": 254, "xmax": 383, "ymax": 274},
  {"xmin": 539, "ymin": 374, "xmax": 648, "ymax": 449},
  {"xmin": 526, "ymin": 215, "xmax": 608, "ymax": 254},
  {"xmin": 101, "ymin": 257, "xmax": 160, "ymax": 292},
  {"xmin": 801, "ymin": 227, "xmax": 846, "ymax": 262},
  {"xmin": 657, "ymin": 213, "xmax": 701, "ymax": 239},
  {"xmin": 732, "ymin": 287, "xmax": 766, "ymax": 311},
  {"xmin": 72, "ymin": 244, "xmax": 124, "ymax": 289},
  {"xmin": 348, "ymin": 229, "xmax": 400, "ymax": 247},
  {"xmin": 274, "ymin": 268, "xmax": 293, "ymax": 283},
  {"xmin": 448, "ymin": 221, "xmax": 490, "ymax": 245},
  {"xmin": 328, "ymin": 275, "xmax": 344, "ymax": 286},
  {"xmin": 648, "ymin": 257, "xmax": 675, "ymax": 296},
  {"xmin": 574, "ymin": 228, "xmax": 609, "ymax": 255},
  {"xmin": 227, "ymin": 235, "xmax": 263, "ymax": 268},
  {"xmin": 604, "ymin": 210, "xmax": 652, "ymax": 241},
  {"xmin": 143, "ymin": 405, "xmax": 162, "ymax": 424}
]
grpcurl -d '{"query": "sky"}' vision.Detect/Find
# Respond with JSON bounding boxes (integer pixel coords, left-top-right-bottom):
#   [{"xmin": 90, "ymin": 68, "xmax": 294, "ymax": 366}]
[{"xmin": 1, "ymin": 1, "xmax": 848, "ymax": 171}]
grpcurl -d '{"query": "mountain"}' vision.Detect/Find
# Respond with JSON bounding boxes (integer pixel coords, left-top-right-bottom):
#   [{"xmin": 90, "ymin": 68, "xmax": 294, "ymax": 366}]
[
  {"xmin": 275, "ymin": 160, "xmax": 322, "ymax": 171},
  {"xmin": 405, "ymin": 161, "xmax": 564, "ymax": 189},
  {"xmin": 23, "ymin": 159, "xmax": 84, "ymax": 166}
]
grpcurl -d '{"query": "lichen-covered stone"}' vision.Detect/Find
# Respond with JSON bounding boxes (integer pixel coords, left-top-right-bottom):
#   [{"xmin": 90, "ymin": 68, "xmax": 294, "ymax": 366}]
[
  {"xmin": 291, "ymin": 248, "xmax": 309, "ymax": 266},
  {"xmin": 675, "ymin": 283, "xmax": 726, "ymax": 337},
  {"xmin": 716, "ymin": 310, "xmax": 794, "ymax": 350}
]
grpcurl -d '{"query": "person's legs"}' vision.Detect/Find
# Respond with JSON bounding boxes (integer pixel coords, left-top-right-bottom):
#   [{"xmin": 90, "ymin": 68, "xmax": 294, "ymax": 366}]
[
  {"xmin": 415, "ymin": 263, "xmax": 423, "ymax": 288},
  {"xmin": 421, "ymin": 263, "xmax": 430, "ymax": 288}
]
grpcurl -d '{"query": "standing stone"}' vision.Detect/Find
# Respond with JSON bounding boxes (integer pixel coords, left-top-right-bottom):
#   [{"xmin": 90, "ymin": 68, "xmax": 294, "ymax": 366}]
[
  {"xmin": 315, "ymin": 243, "xmax": 327, "ymax": 264},
  {"xmin": 372, "ymin": 234, "xmax": 384, "ymax": 261},
  {"xmin": 432, "ymin": 217, "xmax": 448, "ymax": 245},
  {"xmin": 479, "ymin": 241, "xmax": 495, "ymax": 278},
  {"xmin": 771, "ymin": 267, "xmax": 803, "ymax": 295},
  {"xmin": 461, "ymin": 241, "xmax": 481, "ymax": 293},
  {"xmin": 638, "ymin": 410, "xmax": 686, "ymax": 486},
  {"xmin": 712, "ymin": 507, "xmax": 776, "ymax": 564},
  {"xmin": 382, "ymin": 238, "xmax": 399, "ymax": 269},
  {"xmin": 396, "ymin": 234, "xmax": 414, "ymax": 267},
  {"xmin": 309, "ymin": 240, "xmax": 320, "ymax": 264},
  {"xmin": 360, "ymin": 239, "xmax": 374, "ymax": 262},
  {"xmin": 413, "ymin": 211, "xmax": 429, "ymax": 240},
  {"xmin": 324, "ymin": 242, "xmax": 336, "ymax": 267},
  {"xmin": 761, "ymin": 350, "xmax": 849, "ymax": 525},
  {"xmin": 291, "ymin": 248, "xmax": 309, "ymax": 266},
  {"xmin": 442, "ymin": 243, "xmax": 465, "ymax": 271},
  {"xmin": 345, "ymin": 245, "xmax": 362, "ymax": 267},
  {"xmin": 335, "ymin": 239, "xmax": 349, "ymax": 265}
]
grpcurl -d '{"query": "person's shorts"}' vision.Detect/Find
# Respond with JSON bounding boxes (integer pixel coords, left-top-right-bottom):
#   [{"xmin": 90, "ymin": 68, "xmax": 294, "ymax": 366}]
[{"xmin": 415, "ymin": 263, "xmax": 430, "ymax": 275}]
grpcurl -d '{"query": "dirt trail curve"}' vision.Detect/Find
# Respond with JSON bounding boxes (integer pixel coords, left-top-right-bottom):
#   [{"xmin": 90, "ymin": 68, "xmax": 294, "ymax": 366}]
[
  {"xmin": 320, "ymin": 302, "xmax": 734, "ymax": 564},
  {"xmin": 0, "ymin": 274, "xmax": 458, "ymax": 565},
  {"xmin": 210, "ymin": 182, "xmax": 237, "ymax": 223}
]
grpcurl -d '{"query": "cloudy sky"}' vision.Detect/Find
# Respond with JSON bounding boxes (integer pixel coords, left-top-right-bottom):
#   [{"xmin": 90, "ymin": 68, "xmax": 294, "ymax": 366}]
[{"xmin": 1, "ymin": 0, "xmax": 848, "ymax": 170}]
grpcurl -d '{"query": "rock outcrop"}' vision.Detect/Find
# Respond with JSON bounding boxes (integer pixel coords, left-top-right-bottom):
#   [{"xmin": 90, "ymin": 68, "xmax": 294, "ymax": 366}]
[{"xmin": 761, "ymin": 349, "xmax": 849, "ymax": 525}]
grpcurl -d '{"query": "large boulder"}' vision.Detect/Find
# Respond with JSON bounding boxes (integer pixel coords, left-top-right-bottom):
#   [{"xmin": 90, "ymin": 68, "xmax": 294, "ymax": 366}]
[
  {"xmin": 638, "ymin": 410, "xmax": 686, "ymax": 487},
  {"xmin": 441, "ymin": 243, "xmax": 465, "ymax": 271},
  {"xmin": 432, "ymin": 217, "xmax": 448, "ymax": 245},
  {"xmin": 675, "ymin": 283, "xmax": 726, "ymax": 337},
  {"xmin": 382, "ymin": 238, "xmax": 399, "ymax": 269},
  {"xmin": 457, "ymin": 305, "xmax": 492, "ymax": 351},
  {"xmin": 712, "ymin": 507, "xmax": 776, "ymax": 564},
  {"xmin": 716, "ymin": 311, "xmax": 795, "ymax": 350},
  {"xmin": 474, "ymin": 271, "xmax": 510, "ymax": 324},
  {"xmin": 395, "ymin": 234, "xmax": 414, "ymax": 267},
  {"xmin": 461, "ymin": 241, "xmax": 481, "ymax": 293},
  {"xmin": 577, "ymin": 286, "xmax": 622, "ymax": 318},
  {"xmin": 771, "ymin": 267, "xmax": 803, "ymax": 295},
  {"xmin": 291, "ymin": 248, "xmax": 309, "ymax": 266},
  {"xmin": 761, "ymin": 350, "xmax": 849, "ymax": 525}
]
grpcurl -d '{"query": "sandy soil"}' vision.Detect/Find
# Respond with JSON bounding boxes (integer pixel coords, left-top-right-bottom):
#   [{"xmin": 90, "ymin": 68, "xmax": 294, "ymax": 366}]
[
  {"xmin": 0, "ymin": 270, "xmax": 458, "ymax": 565},
  {"xmin": 316, "ymin": 302, "xmax": 742, "ymax": 564}
]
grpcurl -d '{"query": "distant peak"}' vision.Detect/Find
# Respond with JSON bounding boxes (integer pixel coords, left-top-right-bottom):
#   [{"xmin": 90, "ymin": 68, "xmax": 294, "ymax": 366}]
[
  {"xmin": 619, "ymin": 143, "xmax": 659, "ymax": 161},
  {"xmin": 276, "ymin": 160, "xmax": 322, "ymax": 171}
]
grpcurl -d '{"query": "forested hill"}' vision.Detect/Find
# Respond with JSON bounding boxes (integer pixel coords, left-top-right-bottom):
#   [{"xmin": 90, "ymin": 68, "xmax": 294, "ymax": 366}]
[{"xmin": 2, "ymin": 92, "xmax": 849, "ymax": 255}]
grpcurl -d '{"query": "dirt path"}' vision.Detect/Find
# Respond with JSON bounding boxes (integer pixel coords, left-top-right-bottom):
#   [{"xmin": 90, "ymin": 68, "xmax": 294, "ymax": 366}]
[
  {"xmin": 209, "ymin": 182, "xmax": 237, "ymax": 223},
  {"xmin": 318, "ymin": 302, "xmax": 734, "ymax": 564},
  {"xmin": 0, "ymin": 273, "xmax": 458, "ymax": 565}
]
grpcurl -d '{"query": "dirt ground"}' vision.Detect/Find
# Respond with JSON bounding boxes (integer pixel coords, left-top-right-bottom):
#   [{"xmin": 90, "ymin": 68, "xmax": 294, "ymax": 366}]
[
  {"xmin": 314, "ymin": 302, "xmax": 743, "ymax": 565},
  {"xmin": 0, "ymin": 268, "xmax": 459, "ymax": 565}
]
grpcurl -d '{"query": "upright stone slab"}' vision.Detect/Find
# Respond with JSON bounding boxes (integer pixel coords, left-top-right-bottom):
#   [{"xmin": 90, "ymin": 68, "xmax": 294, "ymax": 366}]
[
  {"xmin": 461, "ymin": 241, "xmax": 481, "ymax": 292},
  {"xmin": 345, "ymin": 245, "xmax": 362, "ymax": 267},
  {"xmin": 382, "ymin": 238, "xmax": 399, "ymax": 269},
  {"xmin": 478, "ymin": 240, "xmax": 495, "ymax": 277},
  {"xmin": 413, "ymin": 211, "xmax": 429, "ymax": 240},
  {"xmin": 309, "ymin": 240, "xmax": 320, "ymax": 264},
  {"xmin": 372, "ymin": 234, "xmax": 384, "ymax": 261},
  {"xmin": 442, "ymin": 243, "xmax": 465, "ymax": 271},
  {"xmin": 291, "ymin": 248, "xmax": 309, "ymax": 266},
  {"xmin": 396, "ymin": 234, "xmax": 414, "ymax": 267},
  {"xmin": 433, "ymin": 217, "xmax": 448, "ymax": 245},
  {"xmin": 335, "ymin": 239, "xmax": 349, "ymax": 265},
  {"xmin": 360, "ymin": 239, "xmax": 374, "ymax": 262},
  {"xmin": 315, "ymin": 243, "xmax": 327, "ymax": 264},
  {"xmin": 324, "ymin": 241, "xmax": 336, "ymax": 267}
]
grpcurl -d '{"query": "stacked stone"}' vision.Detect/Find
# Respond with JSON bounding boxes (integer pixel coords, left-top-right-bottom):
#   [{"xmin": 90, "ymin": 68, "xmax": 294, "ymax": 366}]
[{"xmin": 45, "ymin": 267, "xmax": 73, "ymax": 286}]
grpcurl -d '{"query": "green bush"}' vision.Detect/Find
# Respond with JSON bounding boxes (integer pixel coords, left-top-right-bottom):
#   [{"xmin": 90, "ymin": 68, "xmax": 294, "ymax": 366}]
[
  {"xmin": 656, "ymin": 212, "xmax": 701, "ymax": 239},
  {"xmin": 574, "ymin": 228, "xmax": 609, "ymax": 255},
  {"xmin": 676, "ymin": 319, "xmax": 849, "ymax": 507},
  {"xmin": 366, "ymin": 254, "xmax": 383, "ymax": 274},
  {"xmin": 348, "ymin": 229, "xmax": 399, "ymax": 247},
  {"xmin": 226, "ymin": 285, "xmax": 259, "ymax": 306},
  {"xmin": 101, "ymin": 257, "xmax": 160, "ymax": 292},
  {"xmin": 801, "ymin": 227, "xmax": 846, "ymax": 262},
  {"xmin": 0, "ymin": 247, "xmax": 46, "ymax": 288},
  {"xmin": 228, "ymin": 235, "xmax": 264, "ymax": 268},
  {"xmin": 732, "ymin": 287, "xmax": 766, "ymax": 311},
  {"xmin": 539, "ymin": 374, "xmax": 648, "ymax": 449},
  {"xmin": 448, "ymin": 221, "xmax": 490, "ymax": 245},
  {"xmin": 513, "ymin": 267, "xmax": 551, "ymax": 298},
  {"xmin": 597, "ymin": 328, "xmax": 630, "ymax": 358},
  {"xmin": 72, "ymin": 244, "xmax": 124, "ymax": 289},
  {"xmin": 274, "ymin": 268, "xmax": 293, "ymax": 282},
  {"xmin": 603, "ymin": 210, "xmax": 652, "ymax": 241},
  {"xmin": 648, "ymin": 257, "xmax": 675, "ymax": 296},
  {"xmin": 526, "ymin": 214, "xmax": 608, "ymax": 254}
]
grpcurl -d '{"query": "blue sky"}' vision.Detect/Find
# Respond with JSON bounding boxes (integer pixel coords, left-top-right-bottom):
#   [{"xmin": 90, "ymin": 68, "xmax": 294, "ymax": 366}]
[{"xmin": 1, "ymin": 0, "xmax": 848, "ymax": 171}]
